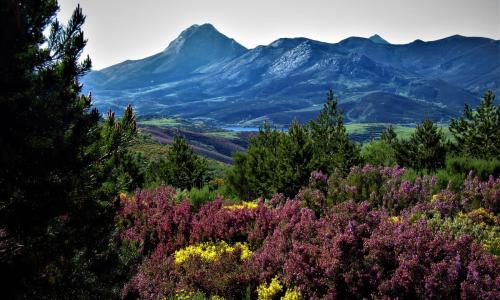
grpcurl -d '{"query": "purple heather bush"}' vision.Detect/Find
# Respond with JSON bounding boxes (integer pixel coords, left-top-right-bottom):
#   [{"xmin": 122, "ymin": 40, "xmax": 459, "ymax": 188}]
[
  {"xmin": 118, "ymin": 170, "xmax": 500, "ymax": 299},
  {"xmin": 461, "ymin": 172, "xmax": 500, "ymax": 213},
  {"xmin": 313, "ymin": 166, "xmax": 439, "ymax": 213}
]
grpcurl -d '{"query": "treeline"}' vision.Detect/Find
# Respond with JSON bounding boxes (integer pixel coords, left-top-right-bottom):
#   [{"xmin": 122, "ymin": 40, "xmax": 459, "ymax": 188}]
[
  {"xmin": 228, "ymin": 90, "xmax": 361, "ymax": 199},
  {"xmin": 227, "ymin": 89, "xmax": 499, "ymax": 200}
]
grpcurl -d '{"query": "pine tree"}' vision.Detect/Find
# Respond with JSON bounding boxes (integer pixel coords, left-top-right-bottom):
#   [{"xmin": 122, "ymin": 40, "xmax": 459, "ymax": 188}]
[
  {"xmin": 278, "ymin": 119, "xmax": 314, "ymax": 197},
  {"xmin": 381, "ymin": 125, "xmax": 397, "ymax": 144},
  {"xmin": 0, "ymin": 1, "xmax": 137, "ymax": 297},
  {"xmin": 152, "ymin": 134, "xmax": 208, "ymax": 190},
  {"xmin": 310, "ymin": 89, "xmax": 361, "ymax": 174},
  {"xmin": 449, "ymin": 91, "xmax": 500, "ymax": 159},
  {"xmin": 227, "ymin": 122, "xmax": 284, "ymax": 199},
  {"xmin": 228, "ymin": 90, "xmax": 362, "ymax": 199},
  {"xmin": 394, "ymin": 119, "xmax": 447, "ymax": 171}
]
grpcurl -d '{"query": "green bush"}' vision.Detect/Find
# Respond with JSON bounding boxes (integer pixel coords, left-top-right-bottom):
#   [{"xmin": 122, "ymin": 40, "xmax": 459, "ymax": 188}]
[
  {"xmin": 434, "ymin": 169, "xmax": 466, "ymax": 191},
  {"xmin": 445, "ymin": 156, "xmax": 500, "ymax": 180},
  {"xmin": 361, "ymin": 140, "xmax": 397, "ymax": 167}
]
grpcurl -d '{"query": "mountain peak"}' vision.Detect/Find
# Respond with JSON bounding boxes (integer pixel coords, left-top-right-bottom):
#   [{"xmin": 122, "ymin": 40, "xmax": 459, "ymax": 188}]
[
  {"xmin": 369, "ymin": 34, "xmax": 389, "ymax": 44},
  {"xmin": 180, "ymin": 23, "xmax": 218, "ymax": 38},
  {"xmin": 163, "ymin": 23, "xmax": 247, "ymax": 57}
]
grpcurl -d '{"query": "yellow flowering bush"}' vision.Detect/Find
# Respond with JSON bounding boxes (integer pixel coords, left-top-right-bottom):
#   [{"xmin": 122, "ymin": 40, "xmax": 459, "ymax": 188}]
[
  {"xmin": 224, "ymin": 201, "xmax": 258, "ymax": 210},
  {"xmin": 173, "ymin": 290, "xmax": 192, "ymax": 300},
  {"xmin": 467, "ymin": 207, "xmax": 496, "ymax": 225},
  {"xmin": 282, "ymin": 288, "xmax": 302, "ymax": 300},
  {"xmin": 257, "ymin": 276, "xmax": 283, "ymax": 300},
  {"xmin": 174, "ymin": 241, "xmax": 253, "ymax": 265},
  {"xmin": 427, "ymin": 210, "xmax": 500, "ymax": 256},
  {"xmin": 256, "ymin": 277, "xmax": 302, "ymax": 300},
  {"xmin": 388, "ymin": 216, "xmax": 400, "ymax": 223},
  {"xmin": 431, "ymin": 194, "xmax": 441, "ymax": 202},
  {"xmin": 119, "ymin": 192, "xmax": 128, "ymax": 200}
]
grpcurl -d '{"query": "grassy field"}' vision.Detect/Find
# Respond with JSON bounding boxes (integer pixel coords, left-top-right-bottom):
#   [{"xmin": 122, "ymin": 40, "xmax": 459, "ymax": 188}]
[
  {"xmin": 345, "ymin": 123, "xmax": 452, "ymax": 142},
  {"xmin": 206, "ymin": 131, "xmax": 240, "ymax": 139},
  {"xmin": 137, "ymin": 117, "xmax": 184, "ymax": 127}
]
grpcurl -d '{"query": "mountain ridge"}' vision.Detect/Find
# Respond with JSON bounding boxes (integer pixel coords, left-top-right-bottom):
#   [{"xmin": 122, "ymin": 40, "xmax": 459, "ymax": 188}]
[{"xmin": 83, "ymin": 23, "xmax": 500, "ymax": 125}]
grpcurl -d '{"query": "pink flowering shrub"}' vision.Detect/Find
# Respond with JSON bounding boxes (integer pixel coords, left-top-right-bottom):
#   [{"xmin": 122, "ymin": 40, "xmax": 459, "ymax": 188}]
[
  {"xmin": 118, "ymin": 173, "xmax": 500, "ymax": 299},
  {"xmin": 318, "ymin": 166, "xmax": 438, "ymax": 213},
  {"xmin": 461, "ymin": 172, "xmax": 500, "ymax": 213},
  {"xmin": 189, "ymin": 197, "xmax": 258, "ymax": 244},
  {"xmin": 119, "ymin": 186, "xmax": 193, "ymax": 256}
]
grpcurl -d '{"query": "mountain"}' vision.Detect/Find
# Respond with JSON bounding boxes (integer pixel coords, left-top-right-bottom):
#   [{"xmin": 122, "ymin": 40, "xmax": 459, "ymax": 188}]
[
  {"xmin": 83, "ymin": 24, "xmax": 500, "ymax": 125},
  {"xmin": 369, "ymin": 34, "xmax": 389, "ymax": 44},
  {"xmin": 84, "ymin": 24, "xmax": 246, "ymax": 90}
]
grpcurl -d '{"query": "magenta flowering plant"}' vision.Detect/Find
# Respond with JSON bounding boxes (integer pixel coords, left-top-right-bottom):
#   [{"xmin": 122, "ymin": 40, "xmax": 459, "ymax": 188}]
[
  {"xmin": 461, "ymin": 172, "xmax": 500, "ymax": 213},
  {"xmin": 118, "ymin": 173, "xmax": 500, "ymax": 299},
  {"xmin": 309, "ymin": 170, "xmax": 328, "ymax": 192},
  {"xmin": 321, "ymin": 165, "xmax": 438, "ymax": 213},
  {"xmin": 119, "ymin": 186, "xmax": 193, "ymax": 256},
  {"xmin": 382, "ymin": 175, "xmax": 437, "ymax": 213}
]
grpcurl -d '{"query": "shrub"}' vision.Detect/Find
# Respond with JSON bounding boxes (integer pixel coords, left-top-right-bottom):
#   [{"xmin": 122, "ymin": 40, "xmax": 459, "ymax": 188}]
[
  {"xmin": 361, "ymin": 139, "xmax": 397, "ymax": 166},
  {"xmin": 426, "ymin": 209, "xmax": 500, "ymax": 256},
  {"xmin": 119, "ymin": 179, "xmax": 500, "ymax": 299},
  {"xmin": 446, "ymin": 156, "xmax": 500, "ymax": 180},
  {"xmin": 322, "ymin": 166, "xmax": 435, "ymax": 213},
  {"xmin": 119, "ymin": 186, "xmax": 193, "ymax": 256},
  {"xmin": 461, "ymin": 172, "xmax": 500, "ymax": 213},
  {"xmin": 183, "ymin": 185, "xmax": 218, "ymax": 210}
]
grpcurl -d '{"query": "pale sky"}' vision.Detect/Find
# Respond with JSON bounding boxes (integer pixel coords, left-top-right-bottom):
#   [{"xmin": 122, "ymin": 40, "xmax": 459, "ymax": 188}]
[{"xmin": 58, "ymin": 0, "xmax": 500, "ymax": 70}]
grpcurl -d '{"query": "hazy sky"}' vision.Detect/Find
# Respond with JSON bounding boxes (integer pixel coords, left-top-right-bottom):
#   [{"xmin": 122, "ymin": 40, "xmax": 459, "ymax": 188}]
[{"xmin": 58, "ymin": 0, "xmax": 500, "ymax": 70}]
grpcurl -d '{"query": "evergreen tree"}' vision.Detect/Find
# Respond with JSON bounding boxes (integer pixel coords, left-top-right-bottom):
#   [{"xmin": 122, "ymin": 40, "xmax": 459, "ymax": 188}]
[
  {"xmin": 228, "ymin": 90, "xmax": 361, "ymax": 199},
  {"xmin": 380, "ymin": 125, "xmax": 397, "ymax": 145},
  {"xmin": 310, "ymin": 89, "xmax": 361, "ymax": 174},
  {"xmin": 151, "ymin": 134, "xmax": 208, "ymax": 190},
  {"xmin": 277, "ymin": 119, "xmax": 314, "ymax": 197},
  {"xmin": 394, "ymin": 119, "xmax": 447, "ymax": 171},
  {"xmin": 227, "ymin": 122, "xmax": 283, "ymax": 199},
  {"xmin": 449, "ymin": 91, "xmax": 500, "ymax": 159},
  {"xmin": 0, "ymin": 1, "xmax": 138, "ymax": 297}
]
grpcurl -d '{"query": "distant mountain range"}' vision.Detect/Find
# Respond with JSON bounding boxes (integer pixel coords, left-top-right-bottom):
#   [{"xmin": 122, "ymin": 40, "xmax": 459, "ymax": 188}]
[{"xmin": 83, "ymin": 23, "xmax": 500, "ymax": 125}]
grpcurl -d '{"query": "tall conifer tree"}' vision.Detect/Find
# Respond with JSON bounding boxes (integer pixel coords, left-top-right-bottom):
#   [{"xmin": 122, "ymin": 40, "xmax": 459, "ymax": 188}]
[
  {"xmin": 450, "ymin": 91, "xmax": 500, "ymax": 159},
  {"xmin": 0, "ymin": 1, "xmax": 137, "ymax": 297},
  {"xmin": 310, "ymin": 89, "xmax": 361, "ymax": 174}
]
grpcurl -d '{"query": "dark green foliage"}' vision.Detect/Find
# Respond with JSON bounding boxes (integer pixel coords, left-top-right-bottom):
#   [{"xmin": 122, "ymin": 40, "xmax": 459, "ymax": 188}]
[
  {"xmin": 176, "ymin": 186, "xmax": 218, "ymax": 210},
  {"xmin": 430, "ymin": 156, "xmax": 500, "ymax": 190},
  {"xmin": 0, "ymin": 1, "xmax": 139, "ymax": 297},
  {"xmin": 310, "ymin": 90, "xmax": 362, "ymax": 174},
  {"xmin": 277, "ymin": 120, "xmax": 314, "ymax": 197},
  {"xmin": 226, "ymin": 123, "xmax": 284, "ymax": 199},
  {"xmin": 380, "ymin": 125, "xmax": 397, "ymax": 144},
  {"xmin": 227, "ymin": 91, "xmax": 361, "ymax": 199},
  {"xmin": 394, "ymin": 119, "xmax": 448, "ymax": 172},
  {"xmin": 148, "ymin": 135, "xmax": 208, "ymax": 190},
  {"xmin": 445, "ymin": 156, "xmax": 500, "ymax": 179},
  {"xmin": 361, "ymin": 140, "xmax": 397, "ymax": 166},
  {"xmin": 450, "ymin": 91, "xmax": 500, "ymax": 159}
]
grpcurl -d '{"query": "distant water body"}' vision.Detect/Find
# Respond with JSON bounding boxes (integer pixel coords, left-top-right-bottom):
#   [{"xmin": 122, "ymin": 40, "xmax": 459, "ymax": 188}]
[
  {"xmin": 222, "ymin": 126, "xmax": 259, "ymax": 132},
  {"xmin": 222, "ymin": 126, "xmax": 288, "ymax": 132}
]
